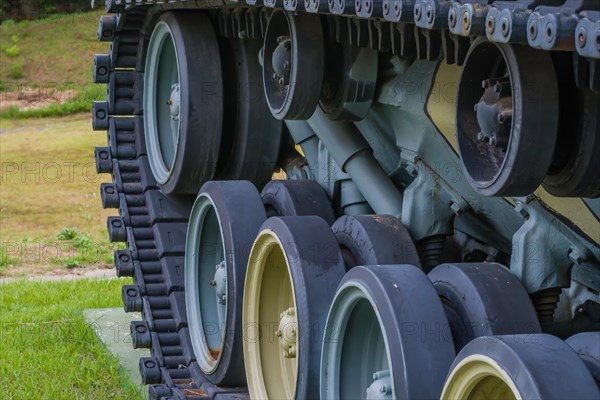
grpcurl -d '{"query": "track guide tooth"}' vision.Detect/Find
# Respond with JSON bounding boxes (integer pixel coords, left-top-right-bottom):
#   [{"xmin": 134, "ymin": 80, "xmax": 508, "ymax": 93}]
[
  {"xmin": 348, "ymin": 18, "xmax": 370, "ymax": 46},
  {"xmin": 123, "ymin": 284, "xmax": 144, "ymax": 312},
  {"xmin": 95, "ymin": 146, "xmax": 113, "ymax": 174},
  {"xmin": 369, "ymin": 20, "xmax": 391, "ymax": 52},
  {"xmin": 93, "ymin": 54, "xmax": 111, "ymax": 84},
  {"xmin": 415, "ymin": 27, "xmax": 442, "ymax": 60},
  {"xmin": 98, "ymin": 15, "xmax": 118, "ymax": 41},
  {"xmin": 107, "ymin": 216, "xmax": 128, "ymax": 242},
  {"xmin": 140, "ymin": 357, "xmax": 162, "ymax": 384},
  {"xmin": 390, "ymin": 22, "xmax": 417, "ymax": 56},
  {"xmin": 101, "ymin": 183, "xmax": 120, "ymax": 209},
  {"xmin": 131, "ymin": 321, "xmax": 153, "ymax": 348},
  {"xmin": 92, "ymin": 101, "xmax": 109, "ymax": 131},
  {"xmin": 574, "ymin": 53, "xmax": 600, "ymax": 92},
  {"xmin": 115, "ymin": 249, "xmax": 135, "ymax": 276}
]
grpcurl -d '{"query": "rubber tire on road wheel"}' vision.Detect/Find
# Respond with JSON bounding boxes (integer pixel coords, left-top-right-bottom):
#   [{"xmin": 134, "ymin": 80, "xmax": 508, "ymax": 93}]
[
  {"xmin": 185, "ymin": 180, "xmax": 266, "ymax": 385},
  {"xmin": 428, "ymin": 262, "xmax": 541, "ymax": 352},
  {"xmin": 215, "ymin": 38, "xmax": 283, "ymax": 189},
  {"xmin": 243, "ymin": 216, "xmax": 345, "ymax": 399},
  {"xmin": 261, "ymin": 180, "xmax": 335, "ymax": 225},
  {"xmin": 456, "ymin": 39, "xmax": 559, "ymax": 196},
  {"xmin": 543, "ymin": 89, "xmax": 600, "ymax": 197},
  {"xmin": 332, "ymin": 215, "xmax": 421, "ymax": 270},
  {"xmin": 441, "ymin": 334, "xmax": 600, "ymax": 399},
  {"xmin": 144, "ymin": 12, "xmax": 223, "ymax": 194},
  {"xmin": 566, "ymin": 332, "xmax": 600, "ymax": 383},
  {"xmin": 321, "ymin": 265, "xmax": 456, "ymax": 399}
]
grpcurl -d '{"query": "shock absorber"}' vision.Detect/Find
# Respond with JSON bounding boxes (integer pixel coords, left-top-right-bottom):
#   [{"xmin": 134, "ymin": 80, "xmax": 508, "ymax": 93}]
[{"xmin": 307, "ymin": 108, "xmax": 404, "ymax": 217}]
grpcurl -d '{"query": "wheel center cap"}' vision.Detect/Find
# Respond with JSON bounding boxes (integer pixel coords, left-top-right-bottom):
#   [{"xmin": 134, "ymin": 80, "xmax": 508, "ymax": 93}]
[{"xmin": 168, "ymin": 83, "xmax": 181, "ymax": 121}]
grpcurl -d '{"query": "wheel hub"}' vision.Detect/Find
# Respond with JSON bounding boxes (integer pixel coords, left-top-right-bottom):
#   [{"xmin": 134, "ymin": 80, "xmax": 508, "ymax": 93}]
[
  {"xmin": 475, "ymin": 78, "xmax": 512, "ymax": 149},
  {"xmin": 276, "ymin": 307, "xmax": 297, "ymax": 359},
  {"xmin": 271, "ymin": 36, "xmax": 291, "ymax": 86},
  {"xmin": 168, "ymin": 83, "xmax": 180, "ymax": 122},
  {"xmin": 210, "ymin": 261, "xmax": 227, "ymax": 306},
  {"xmin": 366, "ymin": 370, "xmax": 392, "ymax": 400}
]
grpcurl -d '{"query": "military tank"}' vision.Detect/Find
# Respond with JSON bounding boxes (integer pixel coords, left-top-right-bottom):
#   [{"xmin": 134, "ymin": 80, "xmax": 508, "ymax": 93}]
[{"xmin": 91, "ymin": 0, "xmax": 600, "ymax": 398}]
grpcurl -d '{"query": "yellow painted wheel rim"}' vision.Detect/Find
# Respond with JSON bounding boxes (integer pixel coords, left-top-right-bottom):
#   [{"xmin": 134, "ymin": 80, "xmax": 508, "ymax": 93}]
[
  {"xmin": 442, "ymin": 354, "xmax": 521, "ymax": 400},
  {"xmin": 243, "ymin": 230, "xmax": 298, "ymax": 399}
]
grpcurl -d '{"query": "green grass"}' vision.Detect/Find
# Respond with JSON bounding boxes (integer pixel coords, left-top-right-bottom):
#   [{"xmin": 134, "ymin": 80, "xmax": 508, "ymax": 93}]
[
  {"xmin": 0, "ymin": 85, "xmax": 104, "ymax": 119},
  {"xmin": 0, "ymin": 115, "xmax": 116, "ymax": 276},
  {"xmin": 0, "ymin": 278, "xmax": 143, "ymax": 399},
  {"xmin": 0, "ymin": 11, "xmax": 107, "ymax": 119},
  {"xmin": 0, "ymin": 11, "xmax": 105, "ymax": 86}
]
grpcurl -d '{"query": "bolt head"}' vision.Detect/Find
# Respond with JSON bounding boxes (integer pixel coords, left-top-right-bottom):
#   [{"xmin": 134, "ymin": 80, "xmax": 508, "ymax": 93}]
[
  {"xmin": 450, "ymin": 201, "xmax": 464, "ymax": 215},
  {"xmin": 449, "ymin": 8, "xmax": 457, "ymax": 28},
  {"xmin": 515, "ymin": 204, "xmax": 529, "ymax": 219},
  {"xmin": 568, "ymin": 248, "xmax": 584, "ymax": 265}
]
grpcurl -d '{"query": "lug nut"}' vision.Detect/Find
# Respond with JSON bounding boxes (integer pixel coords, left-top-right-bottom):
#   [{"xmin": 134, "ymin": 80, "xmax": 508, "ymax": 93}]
[{"xmin": 487, "ymin": 16, "xmax": 496, "ymax": 34}]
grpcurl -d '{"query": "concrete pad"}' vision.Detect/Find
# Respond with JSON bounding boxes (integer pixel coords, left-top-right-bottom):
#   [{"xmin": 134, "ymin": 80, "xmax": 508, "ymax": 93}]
[{"xmin": 84, "ymin": 308, "xmax": 149, "ymax": 396}]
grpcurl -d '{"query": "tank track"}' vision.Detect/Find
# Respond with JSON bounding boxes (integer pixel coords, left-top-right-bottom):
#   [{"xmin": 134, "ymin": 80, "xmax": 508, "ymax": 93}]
[
  {"xmin": 94, "ymin": 4, "xmax": 250, "ymax": 399},
  {"xmin": 92, "ymin": 1, "xmax": 600, "ymax": 399}
]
